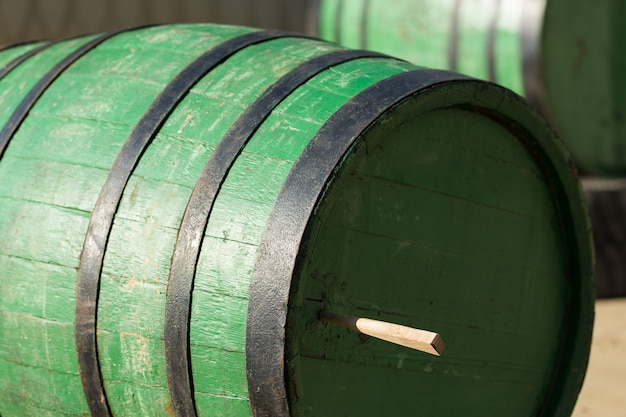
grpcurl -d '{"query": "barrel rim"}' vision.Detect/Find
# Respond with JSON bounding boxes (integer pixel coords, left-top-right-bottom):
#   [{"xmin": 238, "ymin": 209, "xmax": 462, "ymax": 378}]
[
  {"xmin": 247, "ymin": 72, "xmax": 594, "ymax": 417},
  {"xmin": 470, "ymin": 85, "xmax": 594, "ymax": 416}
]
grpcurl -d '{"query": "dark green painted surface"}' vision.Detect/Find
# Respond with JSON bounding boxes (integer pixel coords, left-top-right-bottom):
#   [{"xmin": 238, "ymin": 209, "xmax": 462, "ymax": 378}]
[
  {"xmin": 312, "ymin": 0, "xmax": 626, "ymax": 175},
  {"xmin": 0, "ymin": 23, "xmax": 592, "ymax": 417},
  {"xmin": 286, "ymin": 87, "xmax": 593, "ymax": 416}
]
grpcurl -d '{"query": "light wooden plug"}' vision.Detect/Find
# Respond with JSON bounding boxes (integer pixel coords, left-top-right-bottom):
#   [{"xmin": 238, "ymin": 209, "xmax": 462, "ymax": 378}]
[{"xmin": 319, "ymin": 310, "xmax": 445, "ymax": 356}]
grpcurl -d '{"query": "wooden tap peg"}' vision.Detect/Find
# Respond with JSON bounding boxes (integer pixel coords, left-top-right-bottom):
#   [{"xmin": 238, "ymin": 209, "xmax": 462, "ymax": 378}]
[{"xmin": 320, "ymin": 310, "xmax": 445, "ymax": 356}]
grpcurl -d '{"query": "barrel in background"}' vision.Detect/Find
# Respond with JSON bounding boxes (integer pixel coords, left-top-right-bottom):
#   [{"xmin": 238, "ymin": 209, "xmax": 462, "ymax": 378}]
[
  {"xmin": 583, "ymin": 179, "xmax": 626, "ymax": 298},
  {"xmin": 0, "ymin": 24, "xmax": 593, "ymax": 417},
  {"xmin": 309, "ymin": 0, "xmax": 626, "ymax": 177}
]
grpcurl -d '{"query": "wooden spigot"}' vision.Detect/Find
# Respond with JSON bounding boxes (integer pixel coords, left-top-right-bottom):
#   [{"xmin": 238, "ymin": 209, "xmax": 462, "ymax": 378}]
[{"xmin": 319, "ymin": 310, "xmax": 445, "ymax": 356}]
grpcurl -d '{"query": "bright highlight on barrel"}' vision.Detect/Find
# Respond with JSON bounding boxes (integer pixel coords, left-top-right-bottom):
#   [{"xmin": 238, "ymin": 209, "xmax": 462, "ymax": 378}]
[{"xmin": 0, "ymin": 24, "xmax": 594, "ymax": 417}]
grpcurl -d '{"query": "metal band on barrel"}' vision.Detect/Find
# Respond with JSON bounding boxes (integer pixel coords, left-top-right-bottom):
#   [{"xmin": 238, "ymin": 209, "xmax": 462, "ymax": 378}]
[
  {"xmin": 0, "ymin": 32, "xmax": 117, "ymax": 160},
  {"xmin": 246, "ymin": 69, "xmax": 468, "ymax": 417},
  {"xmin": 75, "ymin": 29, "xmax": 296, "ymax": 417},
  {"xmin": 69, "ymin": 26, "xmax": 163, "ymax": 417},
  {"xmin": 0, "ymin": 42, "xmax": 53, "ymax": 83},
  {"xmin": 168, "ymin": 47, "xmax": 385, "ymax": 417}
]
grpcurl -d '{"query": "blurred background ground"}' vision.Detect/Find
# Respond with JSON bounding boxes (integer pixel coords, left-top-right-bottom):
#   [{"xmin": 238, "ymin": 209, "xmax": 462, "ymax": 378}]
[{"xmin": 572, "ymin": 298, "xmax": 626, "ymax": 417}]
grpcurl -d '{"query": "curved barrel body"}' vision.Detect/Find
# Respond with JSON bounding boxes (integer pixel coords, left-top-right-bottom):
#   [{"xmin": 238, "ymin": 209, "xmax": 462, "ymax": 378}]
[
  {"xmin": 0, "ymin": 24, "xmax": 592, "ymax": 417},
  {"xmin": 309, "ymin": 0, "xmax": 626, "ymax": 175}
]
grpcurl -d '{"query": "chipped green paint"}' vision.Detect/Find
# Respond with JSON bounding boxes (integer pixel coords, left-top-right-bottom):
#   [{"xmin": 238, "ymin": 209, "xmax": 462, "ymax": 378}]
[
  {"xmin": 0, "ymin": 24, "xmax": 262, "ymax": 417},
  {"xmin": 191, "ymin": 57, "xmax": 414, "ymax": 417},
  {"xmin": 0, "ymin": 23, "xmax": 592, "ymax": 417},
  {"xmin": 0, "ymin": 36, "xmax": 100, "ymax": 130}
]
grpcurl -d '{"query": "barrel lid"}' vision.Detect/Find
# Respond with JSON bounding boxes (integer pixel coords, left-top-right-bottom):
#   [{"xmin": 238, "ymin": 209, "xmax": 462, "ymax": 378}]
[
  {"xmin": 542, "ymin": 0, "xmax": 626, "ymax": 175},
  {"xmin": 250, "ymin": 76, "xmax": 593, "ymax": 416}
]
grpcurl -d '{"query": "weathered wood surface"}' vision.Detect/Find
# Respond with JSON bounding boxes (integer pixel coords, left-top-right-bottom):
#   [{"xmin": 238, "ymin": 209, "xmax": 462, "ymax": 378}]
[
  {"xmin": 0, "ymin": 25, "xmax": 418, "ymax": 416},
  {"xmin": 0, "ymin": 23, "xmax": 593, "ymax": 417}
]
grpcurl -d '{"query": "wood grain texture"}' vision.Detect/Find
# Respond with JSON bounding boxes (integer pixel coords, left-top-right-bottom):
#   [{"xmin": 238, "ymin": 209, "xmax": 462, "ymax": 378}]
[
  {"xmin": 0, "ymin": 36, "xmax": 98, "ymax": 136},
  {"xmin": 0, "ymin": 41, "xmax": 47, "ymax": 75},
  {"xmin": 0, "ymin": 23, "xmax": 593, "ymax": 417},
  {"xmin": 191, "ymin": 56, "xmax": 413, "ymax": 417},
  {"xmin": 0, "ymin": 24, "xmax": 413, "ymax": 417},
  {"xmin": 84, "ymin": 25, "xmax": 259, "ymax": 417},
  {"xmin": 0, "ymin": 24, "xmax": 257, "ymax": 417},
  {"xmin": 284, "ymin": 82, "xmax": 593, "ymax": 416}
]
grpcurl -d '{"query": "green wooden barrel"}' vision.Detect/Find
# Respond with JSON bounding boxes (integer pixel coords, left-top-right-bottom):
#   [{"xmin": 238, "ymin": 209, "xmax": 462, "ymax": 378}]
[
  {"xmin": 308, "ymin": 0, "xmax": 626, "ymax": 176},
  {"xmin": 0, "ymin": 24, "xmax": 593, "ymax": 417}
]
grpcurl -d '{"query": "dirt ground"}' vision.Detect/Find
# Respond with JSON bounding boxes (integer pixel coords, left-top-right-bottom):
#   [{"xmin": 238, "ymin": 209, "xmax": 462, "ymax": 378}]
[{"xmin": 572, "ymin": 298, "xmax": 626, "ymax": 416}]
